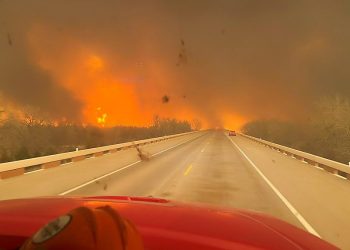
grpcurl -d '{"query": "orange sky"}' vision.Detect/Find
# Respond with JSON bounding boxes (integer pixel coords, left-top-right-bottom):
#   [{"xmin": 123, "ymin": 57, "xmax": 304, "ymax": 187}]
[
  {"xmin": 2, "ymin": 1, "xmax": 347, "ymax": 130},
  {"xmin": 25, "ymin": 24, "xmax": 246, "ymax": 129}
]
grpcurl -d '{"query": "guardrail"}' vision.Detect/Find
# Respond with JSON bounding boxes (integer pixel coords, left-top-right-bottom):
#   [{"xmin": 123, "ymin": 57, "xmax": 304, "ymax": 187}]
[
  {"xmin": 0, "ymin": 131, "xmax": 199, "ymax": 179},
  {"xmin": 239, "ymin": 133, "xmax": 350, "ymax": 180}
]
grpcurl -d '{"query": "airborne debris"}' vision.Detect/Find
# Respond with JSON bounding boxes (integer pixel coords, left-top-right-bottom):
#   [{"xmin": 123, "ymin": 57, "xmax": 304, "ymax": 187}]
[
  {"xmin": 95, "ymin": 180, "xmax": 108, "ymax": 191},
  {"xmin": 7, "ymin": 33, "xmax": 12, "ymax": 46},
  {"xmin": 162, "ymin": 95, "xmax": 170, "ymax": 103},
  {"xmin": 135, "ymin": 144, "xmax": 150, "ymax": 161},
  {"xmin": 176, "ymin": 38, "xmax": 188, "ymax": 66}
]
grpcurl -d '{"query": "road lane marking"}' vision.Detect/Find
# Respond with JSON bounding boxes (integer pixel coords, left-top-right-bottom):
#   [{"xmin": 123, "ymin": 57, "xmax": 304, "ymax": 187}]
[
  {"xmin": 201, "ymin": 139, "xmax": 211, "ymax": 153},
  {"xmin": 59, "ymin": 134, "xmax": 204, "ymax": 195},
  {"xmin": 150, "ymin": 134, "xmax": 203, "ymax": 156},
  {"xmin": 59, "ymin": 161, "xmax": 141, "ymax": 195},
  {"xmin": 184, "ymin": 165, "xmax": 193, "ymax": 176},
  {"xmin": 226, "ymin": 135, "xmax": 321, "ymax": 238}
]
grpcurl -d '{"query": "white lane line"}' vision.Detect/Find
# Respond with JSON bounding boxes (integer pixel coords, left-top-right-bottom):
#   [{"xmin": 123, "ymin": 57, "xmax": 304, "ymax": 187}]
[
  {"xmin": 59, "ymin": 134, "xmax": 201, "ymax": 196},
  {"xmin": 59, "ymin": 161, "xmax": 141, "ymax": 195},
  {"xmin": 226, "ymin": 135, "xmax": 321, "ymax": 238},
  {"xmin": 150, "ymin": 137, "xmax": 193, "ymax": 157},
  {"xmin": 200, "ymin": 138, "xmax": 211, "ymax": 153}
]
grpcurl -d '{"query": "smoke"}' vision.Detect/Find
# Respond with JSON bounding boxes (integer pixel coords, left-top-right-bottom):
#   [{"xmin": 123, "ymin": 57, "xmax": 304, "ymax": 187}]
[
  {"xmin": 1, "ymin": 0, "xmax": 350, "ymax": 127},
  {"xmin": 0, "ymin": 2, "xmax": 83, "ymax": 120}
]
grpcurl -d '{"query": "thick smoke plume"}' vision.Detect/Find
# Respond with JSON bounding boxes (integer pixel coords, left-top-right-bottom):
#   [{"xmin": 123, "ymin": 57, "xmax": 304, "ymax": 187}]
[{"xmin": 1, "ymin": 0, "xmax": 350, "ymax": 127}]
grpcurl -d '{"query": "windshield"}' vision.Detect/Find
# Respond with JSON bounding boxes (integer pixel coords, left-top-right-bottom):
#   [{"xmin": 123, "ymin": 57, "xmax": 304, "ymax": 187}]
[{"xmin": 0, "ymin": 1, "xmax": 349, "ymax": 249}]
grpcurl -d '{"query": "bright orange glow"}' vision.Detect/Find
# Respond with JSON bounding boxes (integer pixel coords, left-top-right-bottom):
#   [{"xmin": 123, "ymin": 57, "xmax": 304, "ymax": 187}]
[
  {"xmin": 82, "ymin": 79, "xmax": 143, "ymax": 126},
  {"xmin": 97, "ymin": 113, "xmax": 107, "ymax": 126},
  {"xmin": 25, "ymin": 25, "xmax": 234, "ymax": 128},
  {"xmin": 27, "ymin": 26, "xmax": 149, "ymax": 126},
  {"xmin": 222, "ymin": 113, "xmax": 247, "ymax": 131}
]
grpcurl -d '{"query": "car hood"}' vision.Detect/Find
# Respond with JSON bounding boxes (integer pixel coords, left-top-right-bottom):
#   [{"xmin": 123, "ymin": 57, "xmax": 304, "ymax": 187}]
[{"xmin": 0, "ymin": 196, "xmax": 337, "ymax": 250}]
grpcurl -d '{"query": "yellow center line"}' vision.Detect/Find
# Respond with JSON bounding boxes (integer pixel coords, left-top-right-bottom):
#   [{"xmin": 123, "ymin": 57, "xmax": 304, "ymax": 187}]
[{"xmin": 184, "ymin": 164, "xmax": 193, "ymax": 176}]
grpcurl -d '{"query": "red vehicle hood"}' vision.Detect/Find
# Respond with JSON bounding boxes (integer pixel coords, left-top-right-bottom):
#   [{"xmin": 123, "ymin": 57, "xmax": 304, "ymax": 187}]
[{"xmin": 0, "ymin": 196, "xmax": 337, "ymax": 250}]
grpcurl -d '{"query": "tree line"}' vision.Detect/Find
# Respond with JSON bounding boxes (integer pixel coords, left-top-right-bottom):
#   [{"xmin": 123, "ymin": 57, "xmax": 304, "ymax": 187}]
[
  {"xmin": 242, "ymin": 96, "xmax": 350, "ymax": 164},
  {"xmin": 0, "ymin": 114, "xmax": 194, "ymax": 163}
]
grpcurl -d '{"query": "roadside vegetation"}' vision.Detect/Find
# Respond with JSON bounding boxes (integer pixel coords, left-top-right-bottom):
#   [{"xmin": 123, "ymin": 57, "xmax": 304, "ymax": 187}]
[
  {"xmin": 0, "ymin": 113, "xmax": 194, "ymax": 163},
  {"xmin": 242, "ymin": 96, "xmax": 350, "ymax": 164}
]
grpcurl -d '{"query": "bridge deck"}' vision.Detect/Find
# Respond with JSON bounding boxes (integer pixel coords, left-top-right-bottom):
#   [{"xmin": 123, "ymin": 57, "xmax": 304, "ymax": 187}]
[{"xmin": 0, "ymin": 131, "xmax": 349, "ymax": 248}]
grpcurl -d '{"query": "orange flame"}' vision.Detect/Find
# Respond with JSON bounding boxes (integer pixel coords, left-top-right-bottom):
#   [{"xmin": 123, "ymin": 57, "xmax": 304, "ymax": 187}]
[
  {"xmin": 97, "ymin": 113, "xmax": 107, "ymax": 127},
  {"xmin": 26, "ymin": 26, "xmax": 233, "ymax": 128}
]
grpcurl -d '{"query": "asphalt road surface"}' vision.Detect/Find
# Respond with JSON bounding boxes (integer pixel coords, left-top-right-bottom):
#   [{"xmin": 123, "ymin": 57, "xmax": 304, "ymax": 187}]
[{"xmin": 0, "ymin": 130, "xmax": 349, "ymax": 248}]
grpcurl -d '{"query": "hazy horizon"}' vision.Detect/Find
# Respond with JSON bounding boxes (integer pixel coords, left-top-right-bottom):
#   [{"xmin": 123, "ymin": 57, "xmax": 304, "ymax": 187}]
[{"xmin": 1, "ymin": 0, "xmax": 350, "ymax": 128}]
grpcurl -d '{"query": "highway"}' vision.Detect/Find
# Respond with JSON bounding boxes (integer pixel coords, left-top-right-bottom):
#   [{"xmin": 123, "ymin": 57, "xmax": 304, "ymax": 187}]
[{"xmin": 0, "ymin": 130, "xmax": 349, "ymax": 249}]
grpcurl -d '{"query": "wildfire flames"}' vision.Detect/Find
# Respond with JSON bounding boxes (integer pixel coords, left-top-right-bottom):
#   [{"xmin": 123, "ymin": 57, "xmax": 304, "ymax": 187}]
[
  {"xmin": 3, "ymin": 1, "xmax": 349, "ymax": 131},
  {"xmin": 96, "ymin": 107, "xmax": 108, "ymax": 127},
  {"xmin": 24, "ymin": 25, "xmax": 246, "ymax": 129},
  {"xmin": 97, "ymin": 113, "xmax": 107, "ymax": 127}
]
